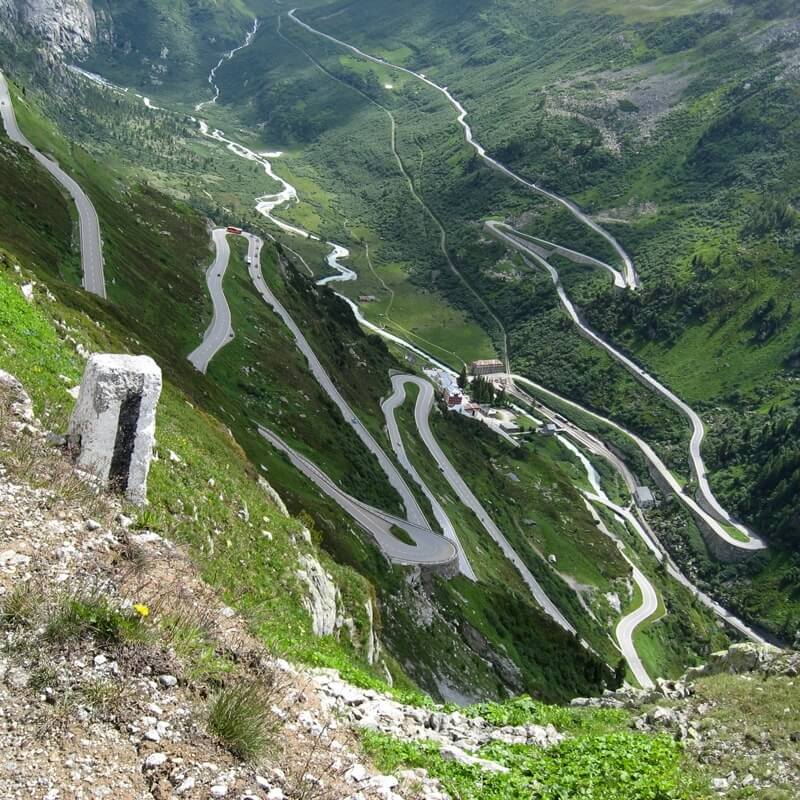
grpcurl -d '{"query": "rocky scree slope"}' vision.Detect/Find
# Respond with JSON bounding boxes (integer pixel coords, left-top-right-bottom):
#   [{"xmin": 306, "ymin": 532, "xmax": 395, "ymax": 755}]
[{"xmin": 0, "ymin": 371, "xmax": 450, "ymax": 800}]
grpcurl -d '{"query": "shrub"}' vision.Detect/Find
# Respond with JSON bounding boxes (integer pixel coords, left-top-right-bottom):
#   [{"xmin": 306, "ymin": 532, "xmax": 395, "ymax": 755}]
[
  {"xmin": 44, "ymin": 593, "xmax": 148, "ymax": 645},
  {"xmin": 208, "ymin": 681, "xmax": 278, "ymax": 761},
  {"xmin": 1, "ymin": 582, "xmax": 41, "ymax": 628}
]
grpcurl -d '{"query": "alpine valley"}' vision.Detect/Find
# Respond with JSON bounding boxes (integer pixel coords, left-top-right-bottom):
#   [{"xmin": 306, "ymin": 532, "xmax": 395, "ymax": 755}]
[{"xmin": 0, "ymin": 1, "xmax": 799, "ymax": 798}]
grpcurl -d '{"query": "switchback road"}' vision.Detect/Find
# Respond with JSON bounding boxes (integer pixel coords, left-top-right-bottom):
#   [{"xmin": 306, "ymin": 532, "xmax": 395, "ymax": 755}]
[
  {"xmin": 258, "ymin": 426, "xmax": 457, "ymax": 567},
  {"xmin": 0, "ymin": 70, "xmax": 106, "ymax": 299},
  {"xmin": 383, "ymin": 374, "xmax": 575, "ymax": 633},
  {"xmin": 382, "ymin": 375, "xmax": 477, "ymax": 581},
  {"xmin": 243, "ymin": 232, "xmax": 429, "ymax": 528},
  {"xmin": 488, "ymin": 222, "xmax": 764, "ymax": 552},
  {"xmin": 188, "ymin": 228, "xmax": 234, "ymax": 373}
]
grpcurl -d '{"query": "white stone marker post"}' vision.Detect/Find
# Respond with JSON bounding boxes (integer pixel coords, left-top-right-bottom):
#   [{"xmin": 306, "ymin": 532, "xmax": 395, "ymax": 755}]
[{"xmin": 68, "ymin": 354, "xmax": 162, "ymax": 506}]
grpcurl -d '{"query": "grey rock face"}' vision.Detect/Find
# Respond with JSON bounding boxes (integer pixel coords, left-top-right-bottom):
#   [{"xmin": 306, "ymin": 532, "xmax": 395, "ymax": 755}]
[
  {"xmin": 296, "ymin": 554, "xmax": 339, "ymax": 637},
  {"xmin": 68, "ymin": 353, "xmax": 162, "ymax": 506},
  {"xmin": 258, "ymin": 476, "xmax": 289, "ymax": 517},
  {"xmin": 1, "ymin": 0, "xmax": 96, "ymax": 53}
]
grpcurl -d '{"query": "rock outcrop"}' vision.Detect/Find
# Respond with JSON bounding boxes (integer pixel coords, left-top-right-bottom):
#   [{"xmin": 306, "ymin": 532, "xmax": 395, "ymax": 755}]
[
  {"xmin": 313, "ymin": 671, "xmax": 563, "ymax": 767},
  {"xmin": 571, "ymin": 642, "xmax": 800, "ymax": 796},
  {"xmin": 685, "ymin": 642, "xmax": 798, "ymax": 679},
  {"xmin": 296, "ymin": 554, "xmax": 340, "ymax": 637},
  {"xmin": 0, "ymin": 0, "xmax": 96, "ymax": 54},
  {"xmin": 258, "ymin": 476, "xmax": 289, "ymax": 517}
]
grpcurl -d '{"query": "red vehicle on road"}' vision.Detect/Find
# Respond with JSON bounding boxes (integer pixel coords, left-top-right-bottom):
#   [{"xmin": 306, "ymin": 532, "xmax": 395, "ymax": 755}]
[{"xmin": 226, "ymin": 226, "xmax": 243, "ymax": 235}]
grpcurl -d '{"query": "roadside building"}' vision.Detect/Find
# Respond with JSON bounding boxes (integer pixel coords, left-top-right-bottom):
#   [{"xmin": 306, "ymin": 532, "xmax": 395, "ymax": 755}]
[
  {"xmin": 540, "ymin": 422, "xmax": 558, "ymax": 436},
  {"xmin": 634, "ymin": 486, "xmax": 656, "ymax": 510},
  {"xmin": 470, "ymin": 359, "xmax": 504, "ymax": 377},
  {"xmin": 358, "ymin": 295, "xmax": 378, "ymax": 303},
  {"xmin": 445, "ymin": 390, "xmax": 463, "ymax": 408}
]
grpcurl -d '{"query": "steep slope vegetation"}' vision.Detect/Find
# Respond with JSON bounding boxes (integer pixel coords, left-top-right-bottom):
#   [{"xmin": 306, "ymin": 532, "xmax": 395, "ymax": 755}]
[
  {"xmin": 263, "ymin": 0, "xmax": 800, "ymax": 639},
  {"xmin": 0, "ymin": 35, "xmax": 627, "ymax": 702}
]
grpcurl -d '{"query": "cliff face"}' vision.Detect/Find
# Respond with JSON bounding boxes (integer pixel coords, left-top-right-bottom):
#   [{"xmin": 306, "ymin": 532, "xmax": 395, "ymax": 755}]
[{"xmin": 0, "ymin": 0, "xmax": 96, "ymax": 54}]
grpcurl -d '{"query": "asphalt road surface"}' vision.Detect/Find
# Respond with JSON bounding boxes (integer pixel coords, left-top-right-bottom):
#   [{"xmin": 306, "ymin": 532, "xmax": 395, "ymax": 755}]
[
  {"xmin": 187, "ymin": 228, "xmax": 234, "ymax": 374},
  {"xmin": 583, "ymin": 501, "xmax": 657, "ymax": 689},
  {"xmin": 382, "ymin": 374, "xmax": 477, "ymax": 580},
  {"xmin": 0, "ymin": 70, "xmax": 106, "ymax": 299},
  {"xmin": 487, "ymin": 222, "xmax": 764, "ymax": 551},
  {"xmin": 258, "ymin": 426, "xmax": 456, "ymax": 567}
]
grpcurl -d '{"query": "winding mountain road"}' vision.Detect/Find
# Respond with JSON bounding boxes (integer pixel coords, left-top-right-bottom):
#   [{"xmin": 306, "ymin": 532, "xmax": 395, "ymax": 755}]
[
  {"xmin": 188, "ymin": 228, "xmax": 234, "ymax": 373},
  {"xmin": 284, "ymin": 12, "xmax": 761, "ymax": 553},
  {"xmin": 287, "ymin": 9, "xmax": 638, "ymax": 290},
  {"xmin": 383, "ymin": 375, "xmax": 575, "ymax": 633},
  {"xmin": 258, "ymin": 426, "xmax": 457, "ymax": 567},
  {"xmin": 382, "ymin": 375, "xmax": 477, "ymax": 581},
  {"xmin": 557, "ymin": 434, "xmax": 658, "ymax": 687},
  {"xmin": 243, "ymin": 232, "xmax": 432, "ymax": 527},
  {"xmin": 487, "ymin": 222, "xmax": 764, "ymax": 551},
  {"xmin": 585, "ymin": 500, "xmax": 658, "ymax": 689},
  {"xmin": 0, "ymin": 70, "xmax": 106, "ymax": 299}
]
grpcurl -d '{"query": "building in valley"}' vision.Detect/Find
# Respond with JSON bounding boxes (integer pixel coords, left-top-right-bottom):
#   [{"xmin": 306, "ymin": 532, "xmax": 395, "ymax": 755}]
[
  {"xmin": 470, "ymin": 359, "xmax": 504, "ymax": 377},
  {"xmin": 634, "ymin": 486, "xmax": 656, "ymax": 510}
]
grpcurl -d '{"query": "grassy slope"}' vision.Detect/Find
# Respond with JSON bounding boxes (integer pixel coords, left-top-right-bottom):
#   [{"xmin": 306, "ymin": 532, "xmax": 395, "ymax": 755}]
[
  {"xmin": 0, "ymin": 59, "xmax": 624, "ymax": 702},
  {"xmin": 275, "ymin": 0, "xmax": 800, "ymax": 637},
  {"xmin": 0, "ymin": 252, "xmax": 392, "ymax": 689}
]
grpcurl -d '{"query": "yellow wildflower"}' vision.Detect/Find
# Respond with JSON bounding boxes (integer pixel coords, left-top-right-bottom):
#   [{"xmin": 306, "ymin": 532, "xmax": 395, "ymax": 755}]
[{"xmin": 133, "ymin": 603, "xmax": 150, "ymax": 618}]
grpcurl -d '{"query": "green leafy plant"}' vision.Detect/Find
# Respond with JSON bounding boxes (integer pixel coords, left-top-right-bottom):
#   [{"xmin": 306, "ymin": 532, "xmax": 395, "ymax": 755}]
[
  {"xmin": 362, "ymin": 729, "xmax": 705, "ymax": 800},
  {"xmin": 44, "ymin": 593, "xmax": 148, "ymax": 645},
  {"xmin": 465, "ymin": 695, "xmax": 630, "ymax": 735}
]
